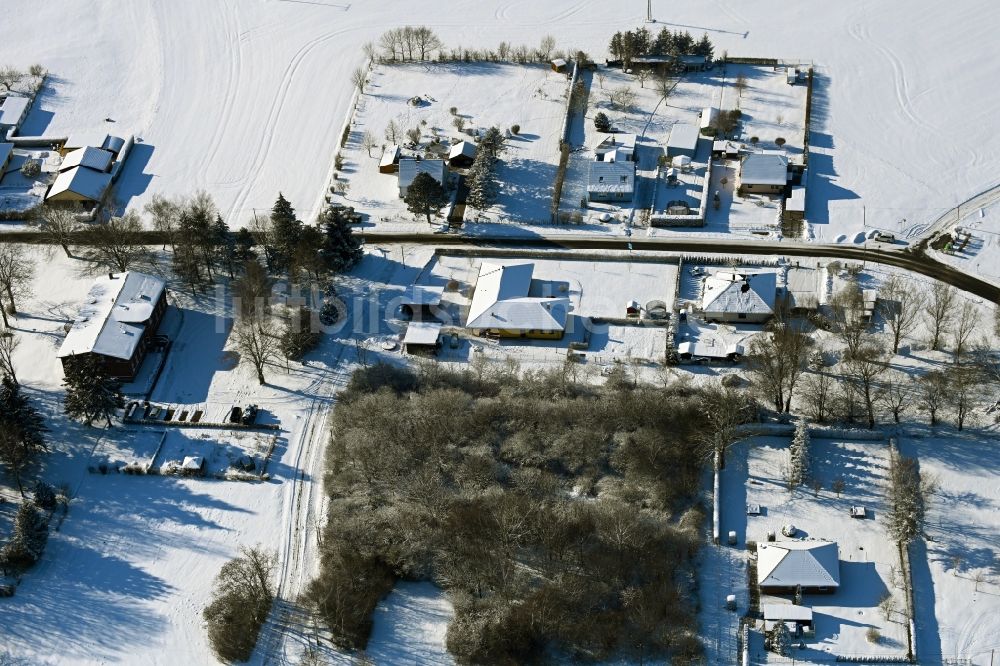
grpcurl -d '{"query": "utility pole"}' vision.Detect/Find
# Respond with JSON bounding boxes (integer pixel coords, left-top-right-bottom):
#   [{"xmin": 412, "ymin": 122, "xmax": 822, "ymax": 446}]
[{"xmin": 646, "ymin": 0, "xmax": 654, "ymax": 22}]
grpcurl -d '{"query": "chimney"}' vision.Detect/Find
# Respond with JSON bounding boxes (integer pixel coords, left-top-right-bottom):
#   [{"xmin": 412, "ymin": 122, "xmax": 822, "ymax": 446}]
[{"xmin": 109, "ymin": 272, "xmax": 114, "ymax": 280}]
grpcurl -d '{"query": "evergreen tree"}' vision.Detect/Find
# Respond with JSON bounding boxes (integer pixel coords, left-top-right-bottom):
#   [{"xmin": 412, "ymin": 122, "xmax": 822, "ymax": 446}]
[
  {"xmin": 269, "ymin": 193, "xmax": 302, "ymax": 272},
  {"xmin": 766, "ymin": 618, "xmax": 791, "ymax": 656},
  {"xmin": 213, "ymin": 214, "xmax": 236, "ymax": 279},
  {"xmin": 319, "ymin": 207, "xmax": 363, "ymax": 273},
  {"xmin": 466, "ymin": 155, "xmax": 498, "ymax": 210},
  {"xmin": 62, "ymin": 355, "xmax": 124, "ymax": 427},
  {"xmin": 478, "ymin": 126, "xmax": 507, "ymax": 161},
  {"xmin": 788, "ymin": 419, "xmax": 810, "ymax": 488},
  {"xmin": 594, "ymin": 112, "xmax": 611, "ymax": 133},
  {"xmin": 694, "ymin": 33, "xmax": 714, "ymax": 59},
  {"xmin": 403, "ymin": 172, "xmax": 447, "ymax": 224},
  {"xmin": 234, "ymin": 228, "xmax": 257, "ymax": 264},
  {"xmin": 0, "ymin": 375, "xmax": 48, "ymax": 496},
  {"xmin": 0, "ymin": 501, "xmax": 48, "ymax": 572}
]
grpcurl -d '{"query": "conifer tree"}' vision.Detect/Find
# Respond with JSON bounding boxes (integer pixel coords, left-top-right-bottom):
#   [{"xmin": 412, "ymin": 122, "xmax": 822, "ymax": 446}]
[
  {"xmin": 0, "ymin": 501, "xmax": 48, "ymax": 571},
  {"xmin": 269, "ymin": 193, "xmax": 302, "ymax": 272},
  {"xmin": 0, "ymin": 375, "xmax": 47, "ymax": 495},
  {"xmin": 319, "ymin": 207, "xmax": 363, "ymax": 273},
  {"xmin": 403, "ymin": 172, "xmax": 447, "ymax": 224},
  {"xmin": 788, "ymin": 419, "xmax": 810, "ymax": 488},
  {"xmin": 62, "ymin": 355, "xmax": 124, "ymax": 427}
]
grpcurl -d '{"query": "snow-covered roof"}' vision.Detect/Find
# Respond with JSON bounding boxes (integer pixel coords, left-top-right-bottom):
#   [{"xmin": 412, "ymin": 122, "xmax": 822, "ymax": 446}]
[
  {"xmin": 787, "ymin": 186, "xmax": 806, "ymax": 212},
  {"xmin": 58, "ymin": 272, "xmax": 166, "ymax": 361},
  {"xmin": 182, "ymin": 456, "xmax": 204, "ymax": 470},
  {"xmin": 588, "ymin": 160, "xmax": 634, "ymax": 194},
  {"xmin": 700, "ymin": 107, "xmax": 718, "ymax": 129},
  {"xmin": 702, "ymin": 270, "xmax": 777, "ymax": 316},
  {"xmin": 741, "ymin": 153, "xmax": 789, "ymax": 186},
  {"xmin": 0, "ymin": 95, "xmax": 30, "ymax": 127},
  {"xmin": 762, "ymin": 604, "xmax": 814, "ymax": 621},
  {"xmin": 403, "ymin": 321, "xmax": 442, "ymax": 346},
  {"xmin": 398, "ymin": 158, "xmax": 446, "ymax": 189},
  {"xmin": 0, "ymin": 142, "xmax": 12, "ymax": 167},
  {"xmin": 551, "ymin": 58, "xmax": 567, "ymax": 68},
  {"xmin": 449, "ymin": 140, "xmax": 477, "ymax": 161},
  {"xmin": 758, "ymin": 541, "xmax": 840, "ymax": 589},
  {"xmin": 380, "ymin": 144, "xmax": 400, "ymax": 168},
  {"xmin": 60, "ymin": 147, "xmax": 114, "ymax": 173},
  {"xmin": 465, "ymin": 262, "xmax": 568, "ymax": 332},
  {"xmin": 713, "ymin": 140, "xmax": 741, "ymax": 155},
  {"xmin": 46, "ymin": 166, "xmax": 112, "ymax": 202},
  {"xmin": 102, "ymin": 134, "xmax": 126, "ymax": 155},
  {"xmin": 594, "ymin": 133, "xmax": 636, "ymax": 158},
  {"xmin": 400, "ymin": 284, "xmax": 444, "ymax": 307},
  {"xmin": 667, "ymin": 123, "xmax": 700, "ymax": 153}
]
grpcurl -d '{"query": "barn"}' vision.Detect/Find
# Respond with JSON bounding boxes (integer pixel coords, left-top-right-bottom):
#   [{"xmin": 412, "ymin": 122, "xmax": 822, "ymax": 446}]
[{"xmin": 57, "ymin": 272, "xmax": 168, "ymax": 380}]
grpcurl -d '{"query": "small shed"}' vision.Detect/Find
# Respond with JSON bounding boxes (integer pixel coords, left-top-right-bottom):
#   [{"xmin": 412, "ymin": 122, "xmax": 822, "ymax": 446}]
[
  {"xmin": 181, "ymin": 456, "xmax": 206, "ymax": 476},
  {"xmin": 625, "ymin": 300, "xmax": 641, "ymax": 318},
  {"xmin": 862, "ymin": 289, "xmax": 878, "ymax": 323},
  {"xmin": 550, "ymin": 58, "xmax": 568, "ymax": 73},
  {"xmin": 712, "ymin": 140, "xmax": 741, "ymax": 159},
  {"xmin": 448, "ymin": 140, "xmax": 477, "ymax": 168},
  {"xmin": 0, "ymin": 95, "xmax": 30, "ymax": 136},
  {"xmin": 379, "ymin": 144, "xmax": 401, "ymax": 174},
  {"xmin": 672, "ymin": 154, "xmax": 692, "ymax": 169},
  {"xmin": 700, "ymin": 107, "xmax": 719, "ymax": 131},
  {"xmin": 666, "ymin": 123, "xmax": 700, "ymax": 159},
  {"xmin": 403, "ymin": 321, "xmax": 442, "ymax": 354},
  {"xmin": 784, "ymin": 186, "xmax": 806, "ymax": 223},
  {"xmin": 786, "ymin": 67, "xmax": 798, "ymax": 85}
]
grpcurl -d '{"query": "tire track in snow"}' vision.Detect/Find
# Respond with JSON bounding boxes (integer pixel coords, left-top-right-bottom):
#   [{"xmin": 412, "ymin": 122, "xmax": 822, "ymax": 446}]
[
  {"xmin": 199, "ymin": 0, "xmax": 246, "ymax": 187},
  {"xmin": 226, "ymin": 26, "xmax": 354, "ymax": 224},
  {"xmin": 849, "ymin": 20, "xmax": 935, "ymax": 134}
]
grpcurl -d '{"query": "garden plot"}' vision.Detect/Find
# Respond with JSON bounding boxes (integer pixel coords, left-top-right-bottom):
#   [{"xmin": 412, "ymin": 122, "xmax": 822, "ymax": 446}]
[
  {"xmin": 0, "ymin": 145, "xmax": 58, "ymax": 216},
  {"xmin": 722, "ymin": 64, "xmax": 808, "ymax": 159},
  {"xmin": 743, "ymin": 437, "xmax": 908, "ymax": 661},
  {"xmin": 336, "ymin": 62, "xmax": 568, "ymax": 227}
]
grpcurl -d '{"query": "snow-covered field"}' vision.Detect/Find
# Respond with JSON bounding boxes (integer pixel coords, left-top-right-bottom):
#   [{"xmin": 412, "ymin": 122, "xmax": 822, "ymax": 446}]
[{"xmin": 1, "ymin": 0, "xmax": 997, "ymax": 256}]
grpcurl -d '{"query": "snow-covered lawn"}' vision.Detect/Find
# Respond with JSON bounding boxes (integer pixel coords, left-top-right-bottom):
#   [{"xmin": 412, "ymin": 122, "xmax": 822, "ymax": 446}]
[
  {"xmin": 899, "ymin": 430, "xmax": 1000, "ymax": 665},
  {"xmin": 335, "ymin": 61, "xmax": 569, "ymax": 227}
]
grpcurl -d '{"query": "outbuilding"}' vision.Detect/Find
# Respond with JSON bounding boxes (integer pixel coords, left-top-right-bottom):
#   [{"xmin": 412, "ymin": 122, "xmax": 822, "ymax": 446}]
[
  {"xmin": 550, "ymin": 58, "xmax": 568, "ymax": 73},
  {"xmin": 46, "ymin": 166, "xmax": 112, "ymax": 204},
  {"xmin": 666, "ymin": 123, "xmax": 700, "ymax": 159},
  {"xmin": 448, "ymin": 140, "xmax": 477, "ymax": 168},
  {"xmin": 0, "ymin": 95, "xmax": 30, "ymax": 137},
  {"xmin": 379, "ymin": 144, "xmax": 401, "ymax": 174},
  {"xmin": 60, "ymin": 146, "xmax": 114, "ymax": 173},
  {"xmin": 399, "ymin": 284, "xmax": 445, "ymax": 320},
  {"xmin": 402, "ymin": 321, "xmax": 443, "ymax": 354}
]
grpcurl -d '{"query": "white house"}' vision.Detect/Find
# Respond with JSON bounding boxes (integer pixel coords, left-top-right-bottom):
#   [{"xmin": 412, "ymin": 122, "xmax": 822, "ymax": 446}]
[
  {"xmin": 0, "ymin": 95, "xmax": 30, "ymax": 137},
  {"xmin": 589, "ymin": 133, "xmax": 636, "ymax": 203},
  {"xmin": 739, "ymin": 153, "xmax": 789, "ymax": 194},
  {"xmin": 701, "ymin": 270, "xmax": 777, "ymax": 323},
  {"xmin": 757, "ymin": 540, "xmax": 840, "ymax": 594},
  {"xmin": 465, "ymin": 262, "xmax": 569, "ymax": 339},
  {"xmin": 46, "ymin": 166, "xmax": 112, "ymax": 204}
]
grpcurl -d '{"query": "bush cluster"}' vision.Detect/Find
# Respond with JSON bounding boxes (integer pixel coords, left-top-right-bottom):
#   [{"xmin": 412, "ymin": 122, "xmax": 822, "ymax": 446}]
[{"xmin": 307, "ymin": 362, "xmax": 718, "ymax": 663}]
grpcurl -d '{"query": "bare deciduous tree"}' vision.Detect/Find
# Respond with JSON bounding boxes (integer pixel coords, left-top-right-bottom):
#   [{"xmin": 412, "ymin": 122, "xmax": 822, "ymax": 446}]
[
  {"xmin": 951, "ymin": 299, "xmax": 980, "ymax": 363},
  {"xmin": 880, "ymin": 370, "xmax": 910, "ymax": 423},
  {"xmin": 0, "ymin": 244, "xmax": 35, "ymax": 323},
  {"xmin": 746, "ymin": 314, "xmax": 810, "ymax": 413},
  {"xmin": 361, "ymin": 130, "xmax": 377, "ymax": 157},
  {"xmin": 233, "ymin": 314, "xmax": 280, "ymax": 385},
  {"xmin": 800, "ymin": 371, "xmax": 834, "ymax": 422},
  {"xmin": 0, "ymin": 330, "xmax": 19, "ymax": 383},
  {"xmin": 948, "ymin": 364, "xmax": 979, "ymax": 430},
  {"xmin": 144, "ymin": 193, "xmax": 182, "ymax": 251},
  {"xmin": 734, "ymin": 73, "xmax": 748, "ymax": 99},
  {"xmin": 846, "ymin": 341, "xmax": 888, "ymax": 429},
  {"xmin": 350, "ymin": 66, "xmax": 367, "ymax": 93},
  {"xmin": 81, "ymin": 211, "xmax": 147, "ymax": 272},
  {"xmin": 596, "ymin": 72, "xmax": 606, "ymax": 90},
  {"xmin": 655, "ymin": 74, "xmax": 674, "ymax": 101},
  {"xmin": 538, "ymin": 35, "xmax": 556, "ymax": 61},
  {"xmin": 917, "ymin": 369, "xmax": 948, "ymax": 425},
  {"xmin": 33, "ymin": 204, "xmax": 82, "ymax": 257},
  {"xmin": 878, "ymin": 274, "xmax": 925, "ymax": 354},
  {"xmin": 384, "ymin": 119, "xmax": 400, "ymax": 144},
  {"xmin": 924, "ymin": 282, "xmax": 956, "ymax": 350},
  {"xmin": 609, "ymin": 86, "xmax": 636, "ymax": 110},
  {"xmin": 830, "ymin": 281, "xmax": 867, "ymax": 360},
  {"xmin": 635, "ymin": 68, "xmax": 649, "ymax": 88}
]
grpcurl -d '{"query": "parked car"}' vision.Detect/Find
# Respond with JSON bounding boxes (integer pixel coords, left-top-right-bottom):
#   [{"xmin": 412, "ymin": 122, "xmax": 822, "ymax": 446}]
[{"xmin": 874, "ymin": 231, "xmax": 895, "ymax": 242}]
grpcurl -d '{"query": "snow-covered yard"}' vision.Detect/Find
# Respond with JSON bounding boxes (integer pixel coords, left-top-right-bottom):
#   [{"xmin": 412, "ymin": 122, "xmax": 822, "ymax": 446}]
[{"xmin": 335, "ymin": 61, "xmax": 569, "ymax": 227}]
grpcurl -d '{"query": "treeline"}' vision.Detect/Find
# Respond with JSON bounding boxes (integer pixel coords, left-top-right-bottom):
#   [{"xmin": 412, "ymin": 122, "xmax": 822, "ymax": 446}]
[
  {"xmin": 375, "ymin": 28, "xmax": 585, "ymax": 67},
  {"xmin": 305, "ymin": 362, "xmax": 729, "ymax": 664},
  {"xmin": 609, "ymin": 27, "xmax": 715, "ymax": 69}
]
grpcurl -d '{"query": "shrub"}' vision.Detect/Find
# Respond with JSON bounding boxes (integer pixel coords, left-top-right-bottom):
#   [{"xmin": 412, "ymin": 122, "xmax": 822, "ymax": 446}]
[
  {"xmin": 20, "ymin": 160, "xmax": 40, "ymax": 178},
  {"xmin": 334, "ymin": 153, "xmax": 344, "ymax": 170},
  {"xmin": 449, "ymin": 106, "xmax": 457, "ymax": 115},
  {"xmin": 510, "ymin": 124, "xmax": 520, "ymax": 135},
  {"xmin": 33, "ymin": 481, "xmax": 57, "ymax": 511},
  {"xmin": 775, "ymin": 137, "xmax": 786, "ymax": 146},
  {"xmin": 700, "ymin": 126, "xmax": 718, "ymax": 137},
  {"xmin": 29, "ymin": 64, "xmax": 46, "ymax": 78},
  {"xmin": 340, "ymin": 125, "xmax": 350, "ymax": 147},
  {"xmin": 203, "ymin": 546, "xmax": 276, "ymax": 663},
  {"xmin": 866, "ymin": 626, "xmax": 881, "ymax": 643}
]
